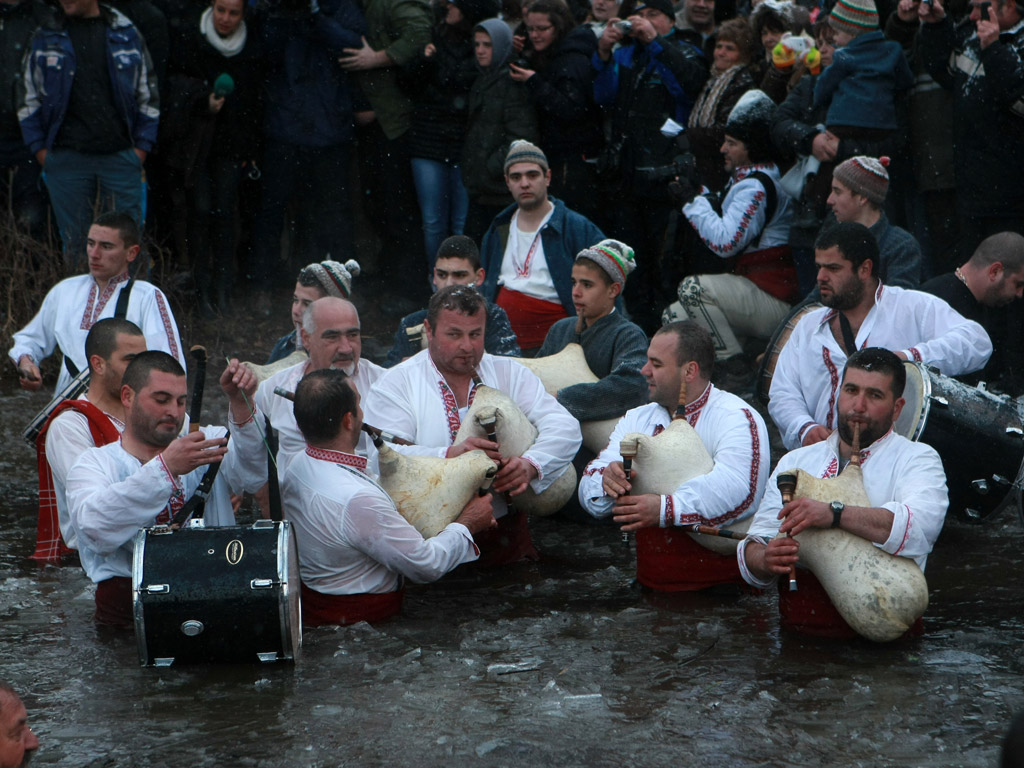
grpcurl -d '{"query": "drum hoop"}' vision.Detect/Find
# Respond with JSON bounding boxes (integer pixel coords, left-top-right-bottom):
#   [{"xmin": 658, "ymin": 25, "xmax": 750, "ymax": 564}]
[
  {"xmin": 755, "ymin": 301, "xmax": 824, "ymax": 406},
  {"xmin": 132, "ymin": 528, "xmax": 150, "ymax": 666},
  {"xmin": 275, "ymin": 521, "xmax": 301, "ymax": 660},
  {"xmin": 906, "ymin": 361, "xmax": 933, "ymax": 442}
]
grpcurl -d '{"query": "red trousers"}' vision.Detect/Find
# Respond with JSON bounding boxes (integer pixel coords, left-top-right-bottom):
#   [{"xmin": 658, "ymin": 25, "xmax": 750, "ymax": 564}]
[
  {"xmin": 300, "ymin": 583, "xmax": 405, "ymax": 627},
  {"xmin": 636, "ymin": 527, "xmax": 745, "ymax": 592}
]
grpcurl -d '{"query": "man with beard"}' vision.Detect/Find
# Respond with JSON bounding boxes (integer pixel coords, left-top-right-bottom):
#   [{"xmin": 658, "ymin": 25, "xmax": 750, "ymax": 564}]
[
  {"xmin": 740, "ymin": 348, "xmax": 949, "ymax": 638},
  {"xmin": 578, "ymin": 321, "xmax": 769, "ymax": 591},
  {"xmin": 255, "ymin": 297, "xmax": 384, "ymax": 478},
  {"xmin": 768, "ymin": 222, "xmax": 991, "ymax": 451},
  {"xmin": 0, "ymin": 682, "xmax": 38, "ymax": 768},
  {"xmin": 922, "ymin": 231, "xmax": 1024, "ymax": 395},
  {"xmin": 364, "ymin": 285, "xmax": 581, "ymax": 565},
  {"xmin": 66, "ymin": 351, "xmax": 265, "ymax": 627},
  {"xmin": 480, "ymin": 141, "xmax": 605, "ymax": 352}
]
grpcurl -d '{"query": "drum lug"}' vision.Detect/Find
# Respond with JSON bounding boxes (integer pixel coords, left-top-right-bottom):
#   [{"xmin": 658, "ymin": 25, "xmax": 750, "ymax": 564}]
[
  {"xmin": 256, "ymin": 652, "xmax": 279, "ymax": 663},
  {"xmin": 252, "ymin": 520, "xmax": 276, "ymax": 529},
  {"xmin": 150, "ymin": 526, "xmax": 173, "ymax": 536},
  {"xmin": 930, "ymin": 395, "xmax": 949, "ymax": 408},
  {"xmin": 971, "ymin": 479, "xmax": 990, "ymax": 495},
  {"xmin": 154, "ymin": 658, "xmax": 175, "ymax": 667},
  {"xmin": 250, "ymin": 578, "xmax": 276, "ymax": 590},
  {"xmin": 143, "ymin": 584, "xmax": 170, "ymax": 594},
  {"xmin": 1006, "ymin": 426, "xmax": 1024, "ymax": 437}
]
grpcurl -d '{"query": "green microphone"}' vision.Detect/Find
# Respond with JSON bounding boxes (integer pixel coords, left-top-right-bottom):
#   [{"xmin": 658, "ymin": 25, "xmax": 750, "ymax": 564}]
[{"xmin": 213, "ymin": 73, "xmax": 235, "ymax": 98}]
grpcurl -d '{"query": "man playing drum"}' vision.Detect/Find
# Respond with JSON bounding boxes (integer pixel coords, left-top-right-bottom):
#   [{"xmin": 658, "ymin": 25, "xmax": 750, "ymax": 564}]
[
  {"xmin": 364, "ymin": 285, "xmax": 582, "ymax": 565},
  {"xmin": 740, "ymin": 348, "xmax": 949, "ymax": 638},
  {"xmin": 66, "ymin": 351, "xmax": 266, "ymax": 628},
  {"xmin": 34, "ymin": 319, "xmax": 146, "ymax": 561},
  {"xmin": 769, "ymin": 222, "xmax": 991, "ymax": 451},
  {"xmin": 578, "ymin": 322, "xmax": 770, "ymax": 591},
  {"xmin": 255, "ymin": 297, "xmax": 384, "ymax": 478},
  {"xmin": 281, "ymin": 369, "xmax": 497, "ymax": 626}
]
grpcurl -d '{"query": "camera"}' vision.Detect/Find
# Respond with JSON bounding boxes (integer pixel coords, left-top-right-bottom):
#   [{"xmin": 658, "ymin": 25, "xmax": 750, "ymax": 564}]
[
  {"xmin": 980, "ymin": 0, "xmax": 992, "ymax": 19},
  {"xmin": 512, "ymin": 56, "xmax": 531, "ymax": 69},
  {"xmin": 615, "ymin": 20, "xmax": 633, "ymax": 34}
]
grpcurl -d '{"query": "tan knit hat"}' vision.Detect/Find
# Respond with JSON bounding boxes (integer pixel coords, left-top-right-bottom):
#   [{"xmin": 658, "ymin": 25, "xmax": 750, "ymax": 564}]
[
  {"xmin": 829, "ymin": 0, "xmax": 878, "ymax": 36},
  {"xmin": 300, "ymin": 258, "xmax": 361, "ymax": 298},
  {"xmin": 504, "ymin": 139, "xmax": 549, "ymax": 174},
  {"xmin": 832, "ymin": 156, "xmax": 890, "ymax": 206}
]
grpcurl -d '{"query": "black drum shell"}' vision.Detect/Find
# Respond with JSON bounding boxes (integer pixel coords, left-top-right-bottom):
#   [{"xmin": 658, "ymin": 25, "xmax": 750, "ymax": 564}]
[{"xmin": 132, "ymin": 521, "xmax": 301, "ymax": 666}]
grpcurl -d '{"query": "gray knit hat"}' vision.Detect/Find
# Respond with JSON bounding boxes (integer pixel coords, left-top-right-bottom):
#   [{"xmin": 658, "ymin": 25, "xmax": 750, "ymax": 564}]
[
  {"xmin": 575, "ymin": 239, "xmax": 637, "ymax": 286},
  {"xmin": 832, "ymin": 156, "xmax": 889, "ymax": 205},
  {"xmin": 504, "ymin": 139, "xmax": 549, "ymax": 174},
  {"xmin": 300, "ymin": 258, "xmax": 361, "ymax": 298}
]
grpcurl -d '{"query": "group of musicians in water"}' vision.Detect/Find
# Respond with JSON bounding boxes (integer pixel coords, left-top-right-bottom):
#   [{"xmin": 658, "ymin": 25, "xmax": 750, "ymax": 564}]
[{"xmin": 16, "ymin": 206, "xmax": 1011, "ymax": 644}]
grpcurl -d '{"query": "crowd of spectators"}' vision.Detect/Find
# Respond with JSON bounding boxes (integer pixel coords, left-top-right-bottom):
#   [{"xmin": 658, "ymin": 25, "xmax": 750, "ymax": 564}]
[{"xmin": 2, "ymin": 0, "xmax": 1021, "ymax": 351}]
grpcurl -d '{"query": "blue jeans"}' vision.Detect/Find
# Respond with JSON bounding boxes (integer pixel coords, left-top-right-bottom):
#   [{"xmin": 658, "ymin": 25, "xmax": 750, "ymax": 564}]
[
  {"xmin": 410, "ymin": 157, "xmax": 468, "ymax": 275},
  {"xmin": 42, "ymin": 147, "xmax": 145, "ymax": 268}
]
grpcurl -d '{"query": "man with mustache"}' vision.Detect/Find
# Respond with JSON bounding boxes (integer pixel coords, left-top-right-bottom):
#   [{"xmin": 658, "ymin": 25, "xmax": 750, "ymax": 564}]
[
  {"xmin": 0, "ymin": 682, "xmax": 38, "ymax": 768},
  {"xmin": 741, "ymin": 347, "xmax": 949, "ymax": 637},
  {"xmin": 255, "ymin": 297, "xmax": 384, "ymax": 478},
  {"xmin": 66, "ymin": 351, "xmax": 265, "ymax": 627},
  {"xmin": 364, "ymin": 285, "xmax": 581, "ymax": 565},
  {"xmin": 768, "ymin": 222, "xmax": 991, "ymax": 451}
]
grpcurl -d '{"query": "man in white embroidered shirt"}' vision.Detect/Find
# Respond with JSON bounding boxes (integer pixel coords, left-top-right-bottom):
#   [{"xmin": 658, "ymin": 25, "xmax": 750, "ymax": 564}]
[
  {"xmin": 66, "ymin": 351, "xmax": 266, "ymax": 628},
  {"xmin": 769, "ymin": 221, "xmax": 992, "ymax": 451},
  {"xmin": 364, "ymin": 285, "xmax": 582, "ymax": 566},
  {"xmin": 740, "ymin": 348, "xmax": 948, "ymax": 639},
  {"xmin": 578, "ymin": 321, "xmax": 770, "ymax": 591},
  {"xmin": 10, "ymin": 211, "xmax": 185, "ymax": 394},
  {"xmin": 282, "ymin": 369, "xmax": 496, "ymax": 627}
]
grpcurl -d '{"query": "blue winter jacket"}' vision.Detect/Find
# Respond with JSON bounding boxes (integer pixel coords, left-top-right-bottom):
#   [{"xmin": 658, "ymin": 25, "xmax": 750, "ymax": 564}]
[
  {"xmin": 480, "ymin": 197, "xmax": 605, "ymax": 316},
  {"xmin": 260, "ymin": 0, "xmax": 367, "ymax": 147},
  {"xmin": 813, "ymin": 30, "xmax": 912, "ymax": 131},
  {"xmin": 18, "ymin": 4, "xmax": 160, "ymax": 154}
]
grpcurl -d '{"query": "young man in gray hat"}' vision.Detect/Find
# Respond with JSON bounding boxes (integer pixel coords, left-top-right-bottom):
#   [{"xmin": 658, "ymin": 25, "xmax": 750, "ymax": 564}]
[{"xmin": 480, "ymin": 139, "xmax": 605, "ymax": 353}]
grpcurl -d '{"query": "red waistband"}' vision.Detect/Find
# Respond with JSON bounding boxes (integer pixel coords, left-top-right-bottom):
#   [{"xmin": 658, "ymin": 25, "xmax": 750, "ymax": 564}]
[
  {"xmin": 635, "ymin": 527, "xmax": 744, "ymax": 592},
  {"xmin": 495, "ymin": 288, "xmax": 567, "ymax": 350},
  {"xmin": 300, "ymin": 583, "xmax": 405, "ymax": 627},
  {"xmin": 95, "ymin": 576, "xmax": 134, "ymax": 630},
  {"xmin": 736, "ymin": 245, "xmax": 798, "ymax": 303}
]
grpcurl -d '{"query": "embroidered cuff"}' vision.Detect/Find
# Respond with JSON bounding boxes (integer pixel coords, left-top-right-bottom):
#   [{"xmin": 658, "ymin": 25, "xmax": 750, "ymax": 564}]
[
  {"xmin": 659, "ymin": 495, "xmax": 674, "ymax": 528},
  {"xmin": 525, "ymin": 457, "xmax": 543, "ymax": 482},
  {"xmin": 797, "ymin": 421, "xmax": 817, "ymax": 443},
  {"xmin": 156, "ymin": 453, "xmax": 181, "ymax": 489},
  {"xmin": 907, "ymin": 347, "xmax": 922, "ymax": 362},
  {"xmin": 737, "ymin": 535, "xmax": 777, "ymax": 589}
]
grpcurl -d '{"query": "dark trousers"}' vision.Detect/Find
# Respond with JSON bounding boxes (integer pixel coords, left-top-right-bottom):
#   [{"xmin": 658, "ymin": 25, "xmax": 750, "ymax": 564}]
[
  {"xmin": 190, "ymin": 155, "xmax": 245, "ymax": 303},
  {"xmin": 0, "ymin": 139, "xmax": 47, "ymax": 238},
  {"xmin": 249, "ymin": 141, "xmax": 353, "ymax": 288}
]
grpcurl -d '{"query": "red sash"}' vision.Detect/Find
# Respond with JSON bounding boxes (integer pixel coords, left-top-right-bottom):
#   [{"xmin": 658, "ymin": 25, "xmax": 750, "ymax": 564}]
[
  {"xmin": 95, "ymin": 576, "xmax": 134, "ymax": 629},
  {"xmin": 777, "ymin": 571, "xmax": 924, "ymax": 639},
  {"xmin": 34, "ymin": 400, "xmax": 121, "ymax": 563},
  {"xmin": 300, "ymin": 582, "xmax": 406, "ymax": 627},
  {"xmin": 635, "ymin": 527, "xmax": 745, "ymax": 592},
  {"xmin": 735, "ymin": 244, "xmax": 799, "ymax": 303},
  {"xmin": 495, "ymin": 287, "xmax": 567, "ymax": 350},
  {"xmin": 472, "ymin": 510, "xmax": 538, "ymax": 567}
]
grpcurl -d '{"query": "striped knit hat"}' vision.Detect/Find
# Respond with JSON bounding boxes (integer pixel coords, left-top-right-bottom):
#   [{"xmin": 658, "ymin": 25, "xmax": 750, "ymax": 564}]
[
  {"xmin": 300, "ymin": 258, "xmax": 361, "ymax": 299},
  {"xmin": 576, "ymin": 239, "xmax": 637, "ymax": 286},
  {"xmin": 832, "ymin": 156, "xmax": 890, "ymax": 205},
  {"xmin": 504, "ymin": 139, "xmax": 549, "ymax": 174},
  {"xmin": 829, "ymin": 0, "xmax": 878, "ymax": 36}
]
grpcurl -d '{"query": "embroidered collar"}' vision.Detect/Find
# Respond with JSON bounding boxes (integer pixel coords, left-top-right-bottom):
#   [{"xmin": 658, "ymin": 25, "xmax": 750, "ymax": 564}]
[
  {"xmin": 81, "ymin": 271, "xmax": 131, "ymax": 331},
  {"xmin": 306, "ymin": 445, "xmax": 367, "ymax": 472},
  {"xmin": 824, "ymin": 425, "xmax": 894, "ymax": 466},
  {"xmin": 683, "ymin": 382, "xmax": 712, "ymax": 418},
  {"xmin": 733, "ymin": 163, "xmax": 777, "ymax": 182},
  {"xmin": 429, "ymin": 355, "xmax": 479, "ymax": 443}
]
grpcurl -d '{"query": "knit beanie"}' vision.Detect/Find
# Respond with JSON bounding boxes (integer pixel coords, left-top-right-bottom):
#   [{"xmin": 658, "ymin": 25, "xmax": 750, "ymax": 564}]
[
  {"xmin": 634, "ymin": 0, "xmax": 674, "ymax": 20},
  {"xmin": 504, "ymin": 139, "xmax": 549, "ymax": 174},
  {"xmin": 724, "ymin": 90, "xmax": 777, "ymax": 163},
  {"xmin": 832, "ymin": 156, "xmax": 890, "ymax": 205},
  {"xmin": 829, "ymin": 0, "xmax": 878, "ymax": 37},
  {"xmin": 576, "ymin": 239, "xmax": 637, "ymax": 286},
  {"xmin": 302, "ymin": 258, "xmax": 361, "ymax": 298}
]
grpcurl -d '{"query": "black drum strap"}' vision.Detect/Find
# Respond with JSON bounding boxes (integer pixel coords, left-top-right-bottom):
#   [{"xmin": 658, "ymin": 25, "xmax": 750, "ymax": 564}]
[
  {"xmin": 837, "ymin": 312, "xmax": 858, "ymax": 356},
  {"xmin": 266, "ymin": 416, "xmax": 283, "ymax": 522},
  {"xmin": 171, "ymin": 433, "xmax": 230, "ymax": 526}
]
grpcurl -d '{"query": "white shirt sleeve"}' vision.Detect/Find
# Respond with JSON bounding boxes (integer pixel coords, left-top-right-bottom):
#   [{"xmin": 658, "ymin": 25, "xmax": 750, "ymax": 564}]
[
  {"xmin": 342, "ymin": 487, "xmax": 478, "ymax": 583},
  {"xmin": 683, "ymin": 178, "xmax": 769, "ymax": 259},
  {"xmin": 876, "ymin": 444, "xmax": 948, "ymax": 568},
  {"xmin": 9, "ymin": 282, "xmax": 61, "ymax": 367},
  {"xmin": 895, "ymin": 290, "xmax": 992, "ymax": 376},
  {"xmin": 577, "ymin": 413, "xmax": 637, "ymax": 519},
  {"xmin": 768, "ymin": 317, "xmax": 822, "ymax": 451}
]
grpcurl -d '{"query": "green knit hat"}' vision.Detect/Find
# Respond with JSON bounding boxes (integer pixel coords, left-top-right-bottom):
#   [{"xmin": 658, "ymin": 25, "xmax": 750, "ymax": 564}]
[
  {"xmin": 829, "ymin": 0, "xmax": 878, "ymax": 36},
  {"xmin": 576, "ymin": 239, "xmax": 637, "ymax": 286}
]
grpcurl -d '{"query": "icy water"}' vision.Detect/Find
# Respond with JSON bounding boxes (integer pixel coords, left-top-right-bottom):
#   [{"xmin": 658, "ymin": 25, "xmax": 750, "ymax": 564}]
[{"xmin": 2, "ymin": 378, "xmax": 1023, "ymax": 767}]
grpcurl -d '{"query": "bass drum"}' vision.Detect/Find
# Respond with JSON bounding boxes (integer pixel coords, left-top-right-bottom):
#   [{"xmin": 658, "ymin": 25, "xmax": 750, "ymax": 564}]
[
  {"xmin": 132, "ymin": 519, "xmax": 301, "ymax": 666},
  {"xmin": 896, "ymin": 362, "xmax": 1024, "ymax": 522},
  {"xmin": 755, "ymin": 300, "xmax": 824, "ymax": 406}
]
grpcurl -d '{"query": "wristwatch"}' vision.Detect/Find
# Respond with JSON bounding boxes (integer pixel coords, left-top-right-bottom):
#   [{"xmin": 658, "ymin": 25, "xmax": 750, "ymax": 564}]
[{"xmin": 830, "ymin": 500, "xmax": 844, "ymax": 529}]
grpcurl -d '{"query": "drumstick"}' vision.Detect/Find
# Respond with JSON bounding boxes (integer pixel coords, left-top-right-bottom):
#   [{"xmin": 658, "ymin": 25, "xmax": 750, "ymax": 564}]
[
  {"xmin": 776, "ymin": 472, "xmax": 798, "ymax": 592},
  {"xmin": 619, "ymin": 437, "xmax": 638, "ymax": 545},
  {"xmin": 688, "ymin": 524, "xmax": 746, "ymax": 541}
]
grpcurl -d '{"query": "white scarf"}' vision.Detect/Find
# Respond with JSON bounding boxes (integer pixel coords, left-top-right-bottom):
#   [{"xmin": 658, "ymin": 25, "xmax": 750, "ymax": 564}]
[{"xmin": 200, "ymin": 7, "xmax": 247, "ymax": 58}]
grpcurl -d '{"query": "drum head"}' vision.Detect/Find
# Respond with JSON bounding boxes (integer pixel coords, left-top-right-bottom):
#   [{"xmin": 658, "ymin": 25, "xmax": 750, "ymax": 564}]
[
  {"xmin": 755, "ymin": 301, "xmax": 824, "ymax": 406},
  {"xmin": 894, "ymin": 362, "xmax": 928, "ymax": 441}
]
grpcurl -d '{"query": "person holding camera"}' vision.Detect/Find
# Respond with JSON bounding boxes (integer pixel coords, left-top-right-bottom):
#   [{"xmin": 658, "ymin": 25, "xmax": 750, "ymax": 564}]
[
  {"xmin": 919, "ymin": 0, "xmax": 1024, "ymax": 262},
  {"xmin": 592, "ymin": 0, "xmax": 708, "ymax": 334}
]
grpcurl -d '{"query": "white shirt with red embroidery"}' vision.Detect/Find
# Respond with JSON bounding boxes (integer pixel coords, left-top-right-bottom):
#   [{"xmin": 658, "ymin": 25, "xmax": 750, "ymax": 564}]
[
  {"xmin": 66, "ymin": 412, "xmax": 265, "ymax": 584},
  {"xmin": 497, "ymin": 206, "xmax": 559, "ymax": 302},
  {"xmin": 44, "ymin": 397, "xmax": 125, "ymax": 549},
  {"xmin": 363, "ymin": 350, "xmax": 581, "ymax": 517},
  {"xmin": 768, "ymin": 283, "xmax": 992, "ymax": 450},
  {"xmin": 8, "ymin": 272, "xmax": 185, "ymax": 394},
  {"xmin": 281, "ymin": 446, "xmax": 479, "ymax": 594},
  {"xmin": 254, "ymin": 357, "xmax": 384, "ymax": 479},
  {"xmin": 578, "ymin": 384, "xmax": 770, "ymax": 526},
  {"xmin": 738, "ymin": 429, "xmax": 948, "ymax": 588}
]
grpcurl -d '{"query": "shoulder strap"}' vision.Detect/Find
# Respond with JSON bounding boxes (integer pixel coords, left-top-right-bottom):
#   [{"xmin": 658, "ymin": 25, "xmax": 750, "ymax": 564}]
[
  {"xmin": 114, "ymin": 277, "xmax": 135, "ymax": 319},
  {"xmin": 747, "ymin": 170, "xmax": 778, "ymax": 250}
]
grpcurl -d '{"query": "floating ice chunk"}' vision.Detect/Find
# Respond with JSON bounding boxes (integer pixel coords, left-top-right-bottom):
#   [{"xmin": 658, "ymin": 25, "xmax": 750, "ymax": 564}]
[
  {"xmin": 476, "ymin": 738, "xmax": 504, "ymax": 756},
  {"xmin": 563, "ymin": 693, "xmax": 604, "ymax": 710}
]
